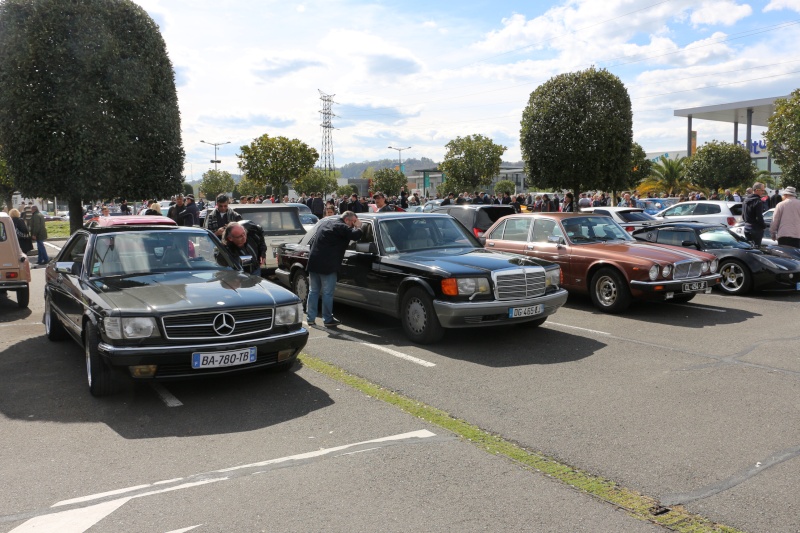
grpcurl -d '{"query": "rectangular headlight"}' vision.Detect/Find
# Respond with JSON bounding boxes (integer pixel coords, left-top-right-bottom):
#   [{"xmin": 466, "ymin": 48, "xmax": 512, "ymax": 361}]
[
  {"xmin": 104, "ymin": 317, "xmax": 158, "ymax": 339},
  {"xmin": 275, "ymin": 302, "xmax": 303, "ymax": 325},
  {"xmin": 545, "ymin": 267, "xmax": 560, "ymax": 288}
]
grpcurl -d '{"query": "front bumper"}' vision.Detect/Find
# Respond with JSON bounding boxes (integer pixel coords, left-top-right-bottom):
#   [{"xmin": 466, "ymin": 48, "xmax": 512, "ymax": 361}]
[
  {"xmin": 433, "ymin": 288, "xmax": 569, "ymax": 328},
  {"xmin": 274, "ymin": 267, "xmax": 291, "ymax": 288},
  {"xmin": 98, "ymin": 328, "xmax": 309, "ymax": 379},
  {"xmin": 630, "ymin": 273, "xmax": 721, "ymax": 295},
  {"xmin": 0, "ymin": 280, "xmax": 28, "ymax": 290}
]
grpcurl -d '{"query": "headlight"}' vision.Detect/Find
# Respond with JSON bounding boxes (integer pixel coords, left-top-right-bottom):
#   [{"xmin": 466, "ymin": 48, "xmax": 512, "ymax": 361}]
[
  {"xmin": 648, "ymin": 265, "xmax": 659, "ymax": 281},
  {"xmin": 442, "ymin": 278, "xmax": 491, "ymax": 296},
  {"xmin": 701, "ymin": 262, "xmax": 709, "ymax": 273},
  {"xmin": 710, "ymin": 259, "xmax": 718, "ymax": 273},
  {"xmin": 104, "ymin": 317, "xmax": 157, "ymax": 339},
  {"xmin": 275, "ymin": 302, "xmax": 303, "ymax": 325},
  {"xmin": 661, "ymin": 264, "xmax": 672, "ymax": 278},
  {"xmin": 545, "ymin": 267, "xmax": 561, "ymax": 288},
  {"xmin": 755, "ymin": 254, "xmax": 783, "ymax": 270}
]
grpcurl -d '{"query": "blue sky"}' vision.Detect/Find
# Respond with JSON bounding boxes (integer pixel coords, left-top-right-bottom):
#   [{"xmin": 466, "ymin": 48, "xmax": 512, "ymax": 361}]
[{"xmin": 133, "ymin": 0, "xmax": 800, "ymax": 179}]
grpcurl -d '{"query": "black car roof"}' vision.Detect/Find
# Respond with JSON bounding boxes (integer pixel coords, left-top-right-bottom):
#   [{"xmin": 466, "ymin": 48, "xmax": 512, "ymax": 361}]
[{"xmin": 234, "ymin": 204, "xmax": 297, "ymax": 210}]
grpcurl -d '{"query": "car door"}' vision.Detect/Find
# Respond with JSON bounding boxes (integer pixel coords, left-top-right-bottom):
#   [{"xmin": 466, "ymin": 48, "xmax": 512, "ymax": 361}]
[
  {"xmin": 526, "ymin": 217, "xmax": 573, "ymax": 283},
  {"xmin": 485, "ymin": 217, "xmax": 531, "ymax": 256},
  {"xmin": 337, "ymin": 221, "xmax": 380, "ymax": 305},
  {"xmin": 50, "ymin": 232, "xmax": 90, "ymax": 334},
  {"xmin": 658, "ymin": 202, "xmax": 697, "ymax": 222}
]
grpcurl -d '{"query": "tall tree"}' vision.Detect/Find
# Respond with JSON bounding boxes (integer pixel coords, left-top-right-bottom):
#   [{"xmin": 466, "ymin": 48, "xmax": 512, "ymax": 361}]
[
  {"xmin": 637, "ymin": 156, "xmax": 693, "ymax": 196},
  {"xmin": 684, "ymin": 141, "xmax": 755, "ymax": 193},
  {"xmin": 627, "ymin": 142, "xmax": 653, "ymax": 191},
  {"xmin": 520, "ymin": 67, "xmax": 632, "ymax": 196},
  {"xmin": 493, "ymin": 180, "xmax": 517, "ymax": 196},
  {"xmin": 438, "ymin": 134, "xmax": 506, "ymax": 192},
  {"xmin": 293, "ymin": 168, "xmax": 337, "ymax": 196},
  {"xmin": 371, "ymin": 168, "xmax": 407, "ymax": 196},
  {"xmin": 199, "ymin": 170, "xmax": 235, "ymax": 201},
  {"xmin": 0, "ymin": 0, "xmax": 185, "ymax": 232},
  {"xmin": 765, "ymin": 89, "xmax": 800, "ymax": 189},
  {"xmin": 238, "ymin": 134, "xmax": 318, "ymax": 197},
  {"xmin": 235, "ymin": 176, "xmax": 264, "ymax": 198},
  {"xmin": 0, "ymin": 152, "xmax": 13, "ymax": 211},
  {"xmin": 336, "ymin": 184, "xmax": 358, "ymax": 198}
]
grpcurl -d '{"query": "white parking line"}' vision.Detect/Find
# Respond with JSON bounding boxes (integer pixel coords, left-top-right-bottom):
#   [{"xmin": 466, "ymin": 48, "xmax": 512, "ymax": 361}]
[
  {"xmin": 546, "ymin": 322, "xmax": 611, "ymax": 335},
  {"xmin": 307, "ymin": 326, "xmax": 436, "ymax": 367},
  {"xmin": 669, "ymin": 303, "xmax": 726, "ymax": 313},
  {"xmin": 151, "ymin": 383, "xmax": 183, "ymax": 407}
]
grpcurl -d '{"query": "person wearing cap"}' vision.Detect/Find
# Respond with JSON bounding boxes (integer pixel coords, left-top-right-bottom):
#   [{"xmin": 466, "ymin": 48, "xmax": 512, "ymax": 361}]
[
  {"xmin": 347, "ymin": 193, "xmax": 365, "ymax": 213},
  {"xmin": 183, "ymin": 194, "xmax": 200, "ymax": 226},
  {"xmin": 770, "ymin": 186, "xmax": 800, "ymax": 248}
]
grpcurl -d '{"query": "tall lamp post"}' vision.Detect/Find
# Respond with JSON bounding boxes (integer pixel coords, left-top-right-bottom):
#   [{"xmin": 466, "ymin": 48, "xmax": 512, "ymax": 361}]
[
  {"xmin": 388, "ymin": 146, "xmax": 411, "ymax": 171},
  {"xmin": 200, "ymin": 140, "xmax": 231, "ymax": 171}
]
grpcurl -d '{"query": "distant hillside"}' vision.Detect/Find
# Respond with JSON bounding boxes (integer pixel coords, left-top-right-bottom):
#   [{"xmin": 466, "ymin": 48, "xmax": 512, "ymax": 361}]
[{"xmin": 339, "ymin": 158, "xmax": 525, "ymax": 179}]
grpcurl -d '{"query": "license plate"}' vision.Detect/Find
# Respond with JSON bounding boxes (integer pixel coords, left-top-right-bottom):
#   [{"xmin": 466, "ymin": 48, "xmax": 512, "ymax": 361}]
[
  {"xmin": 192, "ymin": 347, "xmax": 256, "ymax": 369},
  {"xmin": 509, "ymin": 304, "xmax": 543, "ymax": 318},
  {"xmin": 682, "ymin": 281, "xmax": 707, "ymax": 292}
]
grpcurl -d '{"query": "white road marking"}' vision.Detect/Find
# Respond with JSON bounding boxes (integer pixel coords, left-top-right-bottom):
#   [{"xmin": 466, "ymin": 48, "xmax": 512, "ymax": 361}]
[
  {"xmin": 164, "ymin": 526, "xmax": 202, "ymax": 533},
  {"xmin": 324, "ymin": 330, "xmax": 436, "ymax": 367},
  {"xmin": 546, "ymin": 322, "xmax": 611, "ymax": 335},
  {"xmin": 45, "ymin": 242, "xmax": 62, "ymax": 251},
  {"xmin": 9, "ymin": 430, "xmax": 438, "ymax": 532},
  {"xmin": 151, "ymin": 383, "xmax": 183, "ymax": 407},
  {"xmin": 669, "ymin": 303, "xmax": 727, "ymax": 313}
]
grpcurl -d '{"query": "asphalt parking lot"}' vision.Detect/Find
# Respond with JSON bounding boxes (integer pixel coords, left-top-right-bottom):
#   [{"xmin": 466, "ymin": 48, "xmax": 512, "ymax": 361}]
[{"xmin": 1, "ymin": 257, "xmax": 798, "ymax": 532}]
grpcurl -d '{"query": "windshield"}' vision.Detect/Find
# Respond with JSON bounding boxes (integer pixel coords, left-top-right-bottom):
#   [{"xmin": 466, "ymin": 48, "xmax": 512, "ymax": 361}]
[
  {"xmin": 379, "ymin": 217, "xmax": 479, "ymax": 253},
  {"xmin": 562, "ymin": 216, "xmax": 634, "ymax": 244},
  {"xmin": 90, "ymin": 230, "xmax": 239, "ymax": 277},
  {"xmin": 618, "ymin": 210, "xmax": 656, "ymax": 222},
  {"xmin": 699, "ymin": 228, "xmax": 751, "ymax": 249}
]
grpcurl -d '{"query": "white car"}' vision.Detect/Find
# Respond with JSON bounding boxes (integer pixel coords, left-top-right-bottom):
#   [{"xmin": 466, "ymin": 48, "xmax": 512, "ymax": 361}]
[
  {"xmin": 654, "ymin": 200, "xmax": 742, "ymax": 227},
  {"xmin": 731, "ymin": 208, "xmax": 776, "ymax": 245},
  {"xmin": 581, "ymin": 206, "xmax": 659, "ymax": 233}
]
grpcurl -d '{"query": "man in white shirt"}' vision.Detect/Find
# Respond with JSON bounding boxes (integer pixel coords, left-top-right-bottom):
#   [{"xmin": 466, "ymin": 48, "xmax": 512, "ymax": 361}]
[{"xmin": 770, "ymin": 186, "xmax": 800, "ymax": 248}]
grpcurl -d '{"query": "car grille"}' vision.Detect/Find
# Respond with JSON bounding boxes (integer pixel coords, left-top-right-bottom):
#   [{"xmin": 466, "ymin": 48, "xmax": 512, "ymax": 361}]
[
  {"xmin": 673, "ymin": 260, "xmax": 705, "ymax": 279},
  {"xmin": 162, "ymin": 308, "xmax": 274, "ymax": 340},
  {"xmin": 492, "ymin": 267, "xmax": 546, "ymax": 300}
]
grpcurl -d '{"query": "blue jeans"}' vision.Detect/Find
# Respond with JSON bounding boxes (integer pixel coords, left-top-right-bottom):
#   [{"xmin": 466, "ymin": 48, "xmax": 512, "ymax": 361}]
[
  {"xmin": 307, "ymin": 272, "xmax": 337, "ymax": 323},
  {"xmin": 36, "ymin": 239, "xmax": 49, "ymax": 264}
]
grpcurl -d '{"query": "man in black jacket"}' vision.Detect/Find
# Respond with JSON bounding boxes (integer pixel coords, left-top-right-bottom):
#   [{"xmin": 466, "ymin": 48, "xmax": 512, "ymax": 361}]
[
  {"xmin": 306, "ymin": 211, "xmax": 362, "ymax": 327},
  {"xmin": 221, "ymin": 221, "xmax": 267, "ymax": 276},
  {"xmin": 742, "ymin": 182, "xmax": 767, "ymax": 246}
]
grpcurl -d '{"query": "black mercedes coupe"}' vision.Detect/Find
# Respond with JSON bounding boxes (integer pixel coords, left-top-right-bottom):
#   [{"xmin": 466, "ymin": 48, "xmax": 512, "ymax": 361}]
[
  {"xmin": 44, "ymin": 224, "xmax": 308, "ymax": 396},
  {"xmin": 632, "ymin": 222, "xmax": 800, "ymax": 295}
]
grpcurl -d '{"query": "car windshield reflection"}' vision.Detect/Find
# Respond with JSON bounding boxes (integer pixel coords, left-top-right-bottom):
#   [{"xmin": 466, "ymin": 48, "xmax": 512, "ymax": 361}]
[
  {"xmin": 699, "ymin": 228, "xmax": 751, "ymax": 249},
  {"xmin": 90, "ymin": 230, "xmax": 238, "ymax": 277},
  {"xmin": 378, "ymin": 217, "xmax": 479, "ymax": 253},
  {"xmin": 561, "ymin": 216, "xmax": 634, "ymax": 244}
]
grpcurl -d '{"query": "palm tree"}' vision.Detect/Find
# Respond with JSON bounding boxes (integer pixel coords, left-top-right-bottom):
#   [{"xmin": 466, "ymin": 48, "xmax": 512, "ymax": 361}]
[{"xmin": 637, "ymin": 156, "xmax": 697, "ymax": 196}]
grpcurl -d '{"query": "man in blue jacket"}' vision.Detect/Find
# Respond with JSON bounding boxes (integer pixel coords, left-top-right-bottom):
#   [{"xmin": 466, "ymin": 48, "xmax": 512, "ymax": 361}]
[{"xmin": 306, "ymin": 211, "xmax": 363, "ymax": 327}]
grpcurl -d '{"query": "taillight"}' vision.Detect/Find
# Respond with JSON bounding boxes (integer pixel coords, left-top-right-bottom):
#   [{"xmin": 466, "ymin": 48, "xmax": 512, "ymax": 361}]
[
  {"xmin": 625, "ymin": 226, "xmax": 634, "ymax": 232},
  {"xmin": 6, "ymin": 272, "xmax": 18, "ymax": 279},
  {"xmin": 726, "ymin": 217, "xmax": 735, "ymax": 226},
  {"xmin": 473, "ymin": 228, "xmax": 484, "ymax": 238}
]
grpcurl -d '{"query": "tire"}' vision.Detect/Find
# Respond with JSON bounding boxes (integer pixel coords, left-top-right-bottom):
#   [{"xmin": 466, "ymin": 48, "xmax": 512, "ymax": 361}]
[
  {"xmin": 589, "ymin": 267, "xmax": 632, "ymax": 313},
  {"xmin": 44, "ymin": 293, "xmax": 69, "ymax": 341},
  {"xmin": 718, "ymin": 259, "xmax": 752, "ymax": 295},
  {"xmin": 291, "ymin": 269, "xmax": 310, "ymax": 309},
  {"xmin": 672, "ymin": 293, "xmax": 696, "ymax": 303},
  {"xmin": 16, "ymin": 286, "xmax": 29, "ymax": 308},
  {"xmin": 400, "ymin": 287, "xmax": 444, "ymax": 344},
  {"xmin": 84, "ymin": 322, "xmax": 116, "ymax": 397}
]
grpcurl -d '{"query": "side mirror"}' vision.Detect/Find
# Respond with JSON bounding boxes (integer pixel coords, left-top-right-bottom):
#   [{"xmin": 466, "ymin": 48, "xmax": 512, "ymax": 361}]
[
  {"xmin": 355, "ymin": 242, "xmax": 378, "ymax": 254},
  {"xmin": 239, "ymin": 254, "xmax": 253, "ymax": 267},
  {"xmin": 55, "ymin": 261, "xmax": 81, "ymax": 275},
  {"xmin": 547, "ymin": 235, "xmax": 563, "ymax": 245}
]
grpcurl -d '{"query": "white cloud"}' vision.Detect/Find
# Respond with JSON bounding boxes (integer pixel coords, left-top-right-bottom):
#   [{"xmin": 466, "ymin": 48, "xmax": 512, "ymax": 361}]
[
  {"xmin": 689, "ymin": 1, "xmax": 752, "ymax": 26},
  {"xmin": 764, "ymin": 0, "xmax": 800, "ymax": 12},
  {"xmin": 296, "ymin": 4, "xmax": 306, "ymax": 12}
]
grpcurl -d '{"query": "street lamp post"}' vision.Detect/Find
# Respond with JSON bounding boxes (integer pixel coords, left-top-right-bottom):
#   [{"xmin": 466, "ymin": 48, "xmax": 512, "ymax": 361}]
[
  {"xmin": 200, "ymin": 140, "xmax": 231, "ymax": 171},
  {"xmin": 388, "ymin": 146, "xmax": 411, "ymax": 171}
]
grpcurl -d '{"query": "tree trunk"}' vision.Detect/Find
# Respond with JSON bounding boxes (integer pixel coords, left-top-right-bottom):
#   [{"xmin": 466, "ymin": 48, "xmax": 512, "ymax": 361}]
[
  {"xmin": 69, "ymin": 196, "xmax": 83, "ymax": 235},
  {"xmin": 1, "ymin": 192, "xmax": 12, "ymax": 212}
]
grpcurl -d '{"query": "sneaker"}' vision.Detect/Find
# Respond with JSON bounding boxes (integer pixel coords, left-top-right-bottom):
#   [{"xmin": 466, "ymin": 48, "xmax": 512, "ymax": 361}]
[
  {"xmin": 323, "ymin": 317, "xmax": 341, "ymax": 327},
  {"xmin": 307, "ymin": 320, "xmax": 317, "ymax": 326}
]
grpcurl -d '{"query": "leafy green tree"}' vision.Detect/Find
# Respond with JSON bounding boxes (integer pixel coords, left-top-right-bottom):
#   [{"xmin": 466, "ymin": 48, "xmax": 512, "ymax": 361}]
[
  {"xmin": 638, "ymin": 156, "xmax": 692, "ymax": 196},
  {"xmin": 494, "ymin": 180, "xmax": 517, "ymax": 196},
  {"xmin": 0, "ymin": 152, "xmax": 13, "ymax": 211},
  {"xmin": 628, "ymin": 142, "xmax": 653, "ymax": 191},
  {"xmin": 439, "ymin": 134, "xmax": 506, "ymax": 191},
  {"xmin": 235, "ymin": 176, "xmax": 264, "ymax": 198},
  {"xmin": 372, "ymin": 168, "xmax": 407, "ymax": 196},
  {"xmin": 293, "ymin": 168, "xmax": 337, "ymax": 196},
  {"xmin": 182, "ymin": 183, "xmax": 195, "ymax": 197},
  {"xmin": 199, "ymin": 170, "xmax": 235, "ymax": 201},
  {"xmin": 237, "ymin": 134, "xmax": 318, "ymax": 197},
  {"xmin": 520, "ymin": 67, "xmax": 632, "ymax": 196},
  {"xmin": 0, "ymin": 0, "xmax": 185, "ymax": 233},
  {"xmin": 337, "ymin": 184, "xmax": 358, "ymax": 198},
  {"xmin": 765, "ymin": 89, "xmax": 800, "ymax": 189},
  {"xmin": 684, "ymin": 141, "xmax": 755, "ymax": 193}
]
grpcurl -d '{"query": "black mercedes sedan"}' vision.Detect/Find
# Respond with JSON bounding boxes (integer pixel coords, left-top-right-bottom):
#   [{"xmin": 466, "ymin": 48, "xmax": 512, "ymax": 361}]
[
  {"xmin": 276, "ymin": 212, "xmax": 568, "ymax": 344},
  {"xmin": 632, "ymin": 222, "xmax": 800, "ymax": 295},
  {"xmin": 44, "ymin": 224, "xmax": 308, "ymax": 396}
]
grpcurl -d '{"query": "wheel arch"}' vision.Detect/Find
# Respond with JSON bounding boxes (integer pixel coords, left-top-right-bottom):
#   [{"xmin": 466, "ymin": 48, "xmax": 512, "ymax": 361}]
[
  {"xmin": 585, "ymin": 261, "xmax": 628, "ymax": 292},
  {"xmin": 396, "ymin": 277, "xmax": 436, "ymax": 315}
]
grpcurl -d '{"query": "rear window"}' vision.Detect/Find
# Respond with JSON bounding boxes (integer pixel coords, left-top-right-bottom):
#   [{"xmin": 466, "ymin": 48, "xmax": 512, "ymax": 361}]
[
  {"xmin": 476, "ymin": 207, "xmax": 514, "ymax": 230},
  {"xmin": 238, "ymin": 209, "xmax": 304, "ymax": 235},
  {"xmin": 618, "ymin": 210, "xmax": 656, "ymax": 222},
  {"xmin": 729, "ymin": 204, "xmax": 743, "ymax": 216},
  {"xmin": 0, "ymin": 221, "xmax": 6, "ymax": 242}
]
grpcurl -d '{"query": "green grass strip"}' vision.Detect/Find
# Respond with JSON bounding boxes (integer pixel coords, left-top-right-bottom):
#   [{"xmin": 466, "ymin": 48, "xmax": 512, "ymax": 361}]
[{"xmin": 299, "ymin": 354, "xmax": 745, "ymax": 533}]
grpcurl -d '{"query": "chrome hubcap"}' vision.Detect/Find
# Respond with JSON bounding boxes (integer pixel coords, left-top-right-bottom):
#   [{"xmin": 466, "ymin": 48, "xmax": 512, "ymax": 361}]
[
  {"xmin": 596, "ymin": 276, "xmax": 618, "ymax": 306},
  {"xmin": 406, "ymin": 297, "xmax": 427, "ymax": 334},
  {"xmin": 85, "ymin": 339, "xmax": 92, "ymax": 387}
]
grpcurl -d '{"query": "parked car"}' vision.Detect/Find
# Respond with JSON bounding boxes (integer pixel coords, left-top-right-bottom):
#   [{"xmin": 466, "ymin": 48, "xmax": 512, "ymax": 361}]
[
  {"xmin": 232, "ymin": 204, "xmax": 307, "ymax": 273},
  {"xmin": 421, "ymin": 199, "xmax": 444, "ymax": 212},
  {"xmin": 0, "ymin": 212, "xmax": 31, "ymax": 308},
  {"xmin": 730, "ymin": 208, "xmax": 776, "ymax": 245},
  {"xmin": 84, "ymin": 215, "xmax": 177, "ymax": 228},
  {"xmin": 276, "ymin": 212, "xmax": 568, "ymax": 343},
  {"xmin": 43, "ymin": 224, "xmax": 308, "ymax": 396},
  {"xmin": 632, "ymin": 222, "xmax": 800, "ymax": 295},
  {"xmin": 483, "ymin": 213, "xmax": 721, "ymax": 312},
  {"xmin": 653, "ymin": 200, "xmax": 742, "ymax": 226},
  {"xmin": 432, "ymin": 204, "xmax": 516, "ymax": 239},
  {"xmin": 406, "ymin": 205, "xmax": 424, "ymax": 213},
  {"xmin": 368, "ymin": 203, "xmax": 406, "ymax": 213},
  {"xmin": 581, "ymin": 206, "xmax": 659, "ymax": 233},
  {"xmin": 635, "ymin": 197, "xmax": 680, "ymax": 215}
]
